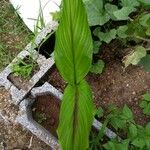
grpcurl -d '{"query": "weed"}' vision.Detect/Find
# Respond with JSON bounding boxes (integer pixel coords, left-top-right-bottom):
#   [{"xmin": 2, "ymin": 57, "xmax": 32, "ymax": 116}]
[{"xmin": 35, "ymin": 112, "xmax": 47, "ymax": 124}]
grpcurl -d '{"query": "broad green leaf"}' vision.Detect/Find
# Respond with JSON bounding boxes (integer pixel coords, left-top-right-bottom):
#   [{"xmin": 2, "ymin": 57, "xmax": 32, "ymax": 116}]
[
  {"xmin": 55, "ymin": 0, "xmax": 93, "ymax": 84},
  {"xmin": 146, "ymin": 27, "xmax": 150, "ymax": 36},
  {"xmin": 93, "ymin": 41, "xmax": 102, "ymax": 54},
  {"xmin": 57, "ymin": 80, "xmax": 94, "ymax": 150},
  {"xmin": 93, "ymin": 28, "xmax": 117, "ymax": 43},
  {"xmin": 138, "ymin": 0, "xmax": 150, "ymax": 8},
  {"xmin": 95, "ymin": 107, "xmax": 104, "ymax": 118},
  {"xmin": 90, "ymin": 59, "xmax": 105, "ymax": 74},
  {"xmin": 145, "ymin": 122, "xmax": 150, "ymax": 136},
  {"xmin": 103, "ymin": 139, "xmax": 129, "ymax": 150},
  {"xmin": 128, "ymin": 124, "xmax": 137, "ymax": 138},
  {"xmin": 105, "ymin": 3, "xmax": 118, "ymax": 20},
  {"xmin": 120, "ymin": 0, "xmax": 140, "ymax": 7},
  {"xmin": 140, "ymin": 100, "xmax": 148, "ymax": 108},
  {"xmin": 113, "ymin": 7, "xmax": 136, "ymax": 20},
  {"xmin": 139, "ymin": 54, "xmax": 150, "ymax": 72},
  {"xmin": 123, "ymin": 46, "xmax": 147, "ymax": 68},
  {"xmin": 143, "ymin": 93, "xmax": 150, "ymax": 101},
  {"xmin": 143, "ymin": 103, "xmax": 150, "ymax": 115},
  {"xmin": 117, "ymin": 25, "xmax": 128, "ymax": 38},
  {"xmin": 110, "ymin": 117, "xmax": 126, "ymax": 130},
  {"xmin": 139, "ymin": 14, "xmax": 150, "ymax": 27},
  {"xmin": 85, "ymin": 0, "xmax": 110, "ymax": 26},
  {"xmin": 122, "ymin": 105, "xmax": 133, "ymax": 120},
  {"xmin": 132, "ymin": 138, "xmax": 145, "ymax": 148}
]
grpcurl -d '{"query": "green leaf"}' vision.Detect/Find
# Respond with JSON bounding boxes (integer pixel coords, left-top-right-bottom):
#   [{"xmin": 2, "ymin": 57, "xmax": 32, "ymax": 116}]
[
  {"xmin": 146, "ymin": 27, "xmax": 150, "ymax": 36},
  {"xmin": 55, "ymin": 0, "xmax": 94, "ymax": 149},
  {"xmin": 120, "ymin": 0, "xmax": 140, "ymax": 7},
  {"xmin": 93, "ymin": 28, "xmax": 117, "ymax": 43},
  {"xmin": 143, "ymin": 103, "xmax": 150, "ymax": 115},
  {"xmin": 85, "ymin": 0, "xmax": 110, "ymax": 26},
  {"xmin": 90, "ymin": 60, "xmax": 105, "ymax": 74},
  {"xmin": 55, "ymin": 0, "xmax": 93, "ymax": 84},
  {"xmin": 103, "ymin": 139, "xmax": 129, "ymax": 150},
  {"xmin": 113, "ymin": 7, "xmax": 136, "ymax": 20},
  {"xmin": 128, "ymin": 124, "xmax": 137, "ymax": 138},
  {"xmin": 138, "ymin": 0, "xmax": 150, "ymax": 8},
  {"xmin": 117, "ymin": 25, "xmax": 128, "ymax": 38},
  {"xmin": 57, "ymin": 80, "xmax": 94, "ymax": 150},
  {"xmin": 139, "ymin": 54, "xmax": 150, "ymax": 72},
  {"xmin": 95, "ymin": 107, "xmax": 104, "ymax": 118},
  {"xmin": 93, "ymin": 41, "xmax": 102, "ymax": 54},
  {"xmin": 140, "ymin": 100, "xmax": 148, "ymax": 108},
  {"xmin": 132, "ymin": 138, "xmax": 145, "ymax": 148},
  {"xmin": 145, "ymin": 122, "xmax": 150, "ymax": 136},
  {"xmin": 143, "ymin": 93, "xmax": 150, "ymax": 101},
  {"xmin": 139, "ymin": 14, "xmax": 150, "ymax": 27},
  {"xmin": 123, "ymin": 46, "xmax": 147, "ymax": 68},
  {"xmin": 122, "ymin": 105, "xmax": 133, "ymax": 121},
  {"xmin": 105, "ymin": 3, "xmax": 118, "ymax": 20}
]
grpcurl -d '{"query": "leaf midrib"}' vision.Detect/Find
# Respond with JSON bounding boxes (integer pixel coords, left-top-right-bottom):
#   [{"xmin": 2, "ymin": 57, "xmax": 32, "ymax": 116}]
[{"xmin": 69, "ymin": 1, "xmax": 77, "ymax": 85}]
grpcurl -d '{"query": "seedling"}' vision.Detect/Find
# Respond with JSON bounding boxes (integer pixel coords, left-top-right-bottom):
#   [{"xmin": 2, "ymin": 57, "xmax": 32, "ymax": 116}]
[
  {"xmin": 35, "ymin": 112, "xmax": 47, "ymax": 124},
  {"xmin": 140, "ymin": 93, "xmax": 150, "ymax": 116},
  {"xmin": 11, "ymin": 55, "xmax": 38, "ymax": 79}
]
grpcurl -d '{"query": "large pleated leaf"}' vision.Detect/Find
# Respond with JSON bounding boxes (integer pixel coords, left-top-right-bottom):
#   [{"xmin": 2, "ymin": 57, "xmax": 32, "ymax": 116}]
[
  {"xmin": 57, "ymin": 80, "xmax": 94, "ymax": 150},
  {"xmin": 54, "ymin": 0, "xmax": 93, "ymax": 84}
]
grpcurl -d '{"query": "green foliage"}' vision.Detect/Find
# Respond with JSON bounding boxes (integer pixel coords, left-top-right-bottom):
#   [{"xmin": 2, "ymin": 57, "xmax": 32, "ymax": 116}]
[
  {"xmin": 54, "ymin": 0, "xmax": 94, "ymax": 149},
  {"xmin": 93, "ymin": 28, "xmax": 117, "ymax": 44},
  {"xmin": 55, "ymin": 0, "xmax": 93, "ymax": 84},
  {"xmin": 140, "ymin": 93, "xmax": 150, "ymax": 116},
  {"xmin": 90, "ymin": 60, "xmax": 105, "ymax": 74},
  {"xmin": 131, "ymin": 123, "xmax": 150, "ymax": 149},
  {"xmin": 35, "ymin": 112, "xmax": 47, "ymax": 124},
  {"xmin": 103, "ymin": 139, "xmax": 130, "ymax": 150},
  {"xmin": 58, "ymin": 80, "xmax": 94, "ymax": 149},
  {"xmin": 95, "ymin": 107, "xmax": 104, "ymax": 118},
  {"xmin": 90, "ymin": 103, "xmax": 150, "ymax": 150},
  {"xmin": 85, "ymin": 0, "xmax": 110, "ymax": 26},
  {"xmin": 122, "ymin": 46, "xmax": 147, "ymax": 68},
  {"xmin": 108, "ymin": 105, "xmax": 134, "ymax": 130},
  {"xmin": 93, "ymin": 41, "xmax": 102, "ymax": 54},
  {"xmin": 120, "ymin": 0, "xmax": 140, "ymax": 7},
  {"xmin": 11, "ymin": 56, "xmax": 38, "ymax": 79},
  {"xmin": 113, "ymin": 7, "xmax": 136, "ymax": 20},
  {"xmin": 139, "ymin": 54, "xmax": 150, "ymax": 72},
  {"xmin": 84, "ymin": 0, "xmax": 150, "ymax": 69}
]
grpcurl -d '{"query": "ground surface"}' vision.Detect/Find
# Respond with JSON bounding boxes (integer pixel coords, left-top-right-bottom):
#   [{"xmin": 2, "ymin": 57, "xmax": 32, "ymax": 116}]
[
  {"xmin": 0, "ymin": 0, "xmax": 32, "ymax": 71},
  {"xmin": 0, "ymin": 0, "xmax": 51, "ymax": 149},
  {"xmin": 0, "ymin": 88, "xmax": 50, "ymax": 150},
  {"xmin": 47, "ymin": 40, "xmax": 150, "ymax": 126}
]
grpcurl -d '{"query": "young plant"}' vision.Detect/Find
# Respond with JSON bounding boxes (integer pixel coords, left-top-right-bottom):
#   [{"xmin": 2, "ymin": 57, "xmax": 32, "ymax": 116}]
[
  {"xmin": 11, "ymin": 56, "xmax": 38, "ymax": 79},
  {"xmin": 140, "ymin": 93, "xmax": 150, "ymax": 116},
  {"xmin": 54, "ymin": 0, "xmax": 94, "ymax": 149}
]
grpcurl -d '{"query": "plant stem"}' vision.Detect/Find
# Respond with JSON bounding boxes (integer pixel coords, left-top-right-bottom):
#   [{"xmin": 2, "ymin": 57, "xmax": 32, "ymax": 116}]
[
  {"xmin": 97, "ymin": 118, "xmax": 109, "ymax": 141},
  {"xmin": 135, "ymin": 36, "xmax": 150, "ymax": 42}
]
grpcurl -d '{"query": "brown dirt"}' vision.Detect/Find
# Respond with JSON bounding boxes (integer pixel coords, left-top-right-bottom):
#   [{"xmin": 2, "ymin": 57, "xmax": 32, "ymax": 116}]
[
  {"xmin": 46, "ymin": 40, "xmax": 150, "ymax": 126},
  {"xmin": 47, "ymin": 65, "xmax": 67, "ymax": 92},
  {"xmin": 32, "ymin": 94, "xmax": 60, "ymax": 137},
  {"xmin": 0, "ymin": 87, "xmax": 50, "ymax": 150}
]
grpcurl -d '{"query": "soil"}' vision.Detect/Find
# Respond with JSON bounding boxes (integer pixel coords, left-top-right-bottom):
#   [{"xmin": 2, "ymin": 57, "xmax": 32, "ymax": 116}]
[
  {"xmin": 46, "ymin": 40, "xmax": 150, "ymax": 126},
  {"xmin": 47, "ymin": 65, "xmax": 67, "ymax": 92},
  {"xmin": 8, "ymin": 57, "xmax": 40, "ymax": 91},
  {"xmin": 0, "ymin": 87, "xmax": 50, "ymax": 150},
  {"xmin": 32, "ymin": 94, "xmax": 60, "ymax": 137}
]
